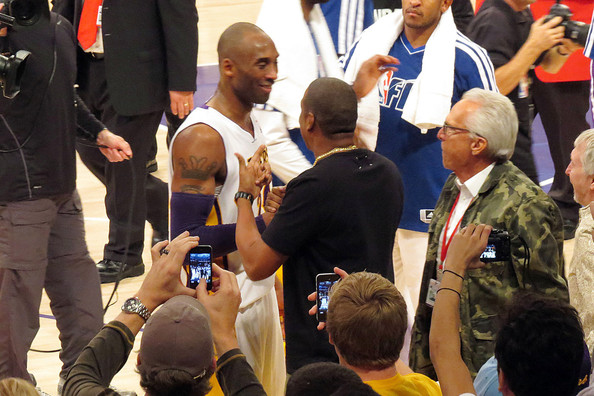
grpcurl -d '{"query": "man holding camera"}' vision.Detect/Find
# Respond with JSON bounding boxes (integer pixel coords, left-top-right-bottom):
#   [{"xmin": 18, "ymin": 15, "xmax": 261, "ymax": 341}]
[
  {"xmin": 467, "ymin": 0, "xmax": 582, "ymax": 185},
  {"xmin": 409, "ymin": 88, "xmax": 568, "ymax": 379},
  {"xmin": 0, "ymin": 0, "xmax": 131, "ymax": 386}
]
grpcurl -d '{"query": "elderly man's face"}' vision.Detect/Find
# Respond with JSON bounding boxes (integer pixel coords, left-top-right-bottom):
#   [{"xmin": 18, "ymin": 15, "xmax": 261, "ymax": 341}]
[
  {"xmin": 566, "ymin": 142, "xmax": 594, "ymax": 206},
  {"xmin": 437, "ymin": 99, "xmax": 481, "ymax": 173}
]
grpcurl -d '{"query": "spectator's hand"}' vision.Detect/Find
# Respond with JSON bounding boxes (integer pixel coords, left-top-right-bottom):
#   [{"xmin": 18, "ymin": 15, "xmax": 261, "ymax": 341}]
[
  {"xmin": 0, "ymin": 4, "xmax": 6, "ymax": 37},
  {"xmin": 265, "ymin": 186, "xmax": 286, "ymax": 214},
  {"xmin": 136, "ymin": 231, "xmax": 200, "ymax": 312},
  {"xmin": 352, "ymin": 54, "xmax": 399, "ymax": 99},
  {"xmin": 197, "ymin": 263, "xmax": 242, "ymax": 355},
  {"xmin": 96, "ymin": 129, "xmax": 133, "ymax": 162},
  {"xmin": 236, "ymin": 145, "xmax": 271, "ymax": 199},
  {"xmin": 170, "ymin": 90, "xmax": 194, "ymax": 119},
  {"xmin": 527, "ymin": 16, "xmax": 565, "ymax": 53},
  {"xmin": 446, "ymin": 224, "xmax": 492, "ymax": 277},
  {"xmin": 307, "ymin": 267, "xmax": 349, "ymax": 330}
]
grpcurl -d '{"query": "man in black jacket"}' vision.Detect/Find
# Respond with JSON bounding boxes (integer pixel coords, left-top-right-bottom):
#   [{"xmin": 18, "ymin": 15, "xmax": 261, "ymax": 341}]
[
  {"xmin": 0, "ymin": 1, "xmax": 131, "ymax": 386},
  {"xmin": 52, "ymin": 0, "xmax": 199, "ymax": 283}
]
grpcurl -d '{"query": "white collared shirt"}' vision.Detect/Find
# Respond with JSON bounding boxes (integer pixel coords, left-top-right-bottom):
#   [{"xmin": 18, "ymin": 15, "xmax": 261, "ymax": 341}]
[
  {"xmin": 445, "ymin": 163, "xmax": 495, "ymax": 242},
  {"xmin": 438, "ymin": 163, "xmax": 495, "ymax": 270}
]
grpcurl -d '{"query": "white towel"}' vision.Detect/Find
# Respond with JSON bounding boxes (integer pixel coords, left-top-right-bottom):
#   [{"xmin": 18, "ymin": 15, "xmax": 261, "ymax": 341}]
[
  {"xmin": 257, "ymin": 0, "xmax": 343, "ymax": 128},
  {"xmin": 343, "ymin": 8, "xmax": 457, "ymax": 149}
]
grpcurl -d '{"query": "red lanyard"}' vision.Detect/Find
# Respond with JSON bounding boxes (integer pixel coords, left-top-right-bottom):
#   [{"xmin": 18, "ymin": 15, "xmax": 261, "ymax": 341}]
[{"xmin": 440, "ymin": 193, "xmax": 464, "ymax": 268}]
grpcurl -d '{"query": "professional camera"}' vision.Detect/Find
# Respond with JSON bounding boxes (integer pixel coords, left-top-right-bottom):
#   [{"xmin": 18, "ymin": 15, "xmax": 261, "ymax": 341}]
[
  {"xmin": 0, "ymin": 0, "xmax": 48, "ymax": 27},
  {"xmin": 0, "ymin": 50, "xmax": 30, "ymax": 98},
  {"xmin": 544, "ymin": 2, "xmax": 590, "ymax": 47}
]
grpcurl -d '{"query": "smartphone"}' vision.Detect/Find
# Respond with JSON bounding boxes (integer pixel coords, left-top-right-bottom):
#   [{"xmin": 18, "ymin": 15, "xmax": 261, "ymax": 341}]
[
  {"xmin": 479, "ymin": 230, "xmax": 511, "ymax": 263},
  {"xmin": 316, "ymin": 273, "xmax": 341, "ymax": 322},
  {"xmin": 185, "ymin": 245, "xmax": 212, "ymax": 290}
]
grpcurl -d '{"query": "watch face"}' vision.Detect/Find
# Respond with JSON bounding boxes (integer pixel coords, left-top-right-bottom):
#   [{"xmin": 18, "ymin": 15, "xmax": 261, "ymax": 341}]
[{"xmin": 123, "ymin": 298, "xmax": 138, "ymax": 311}]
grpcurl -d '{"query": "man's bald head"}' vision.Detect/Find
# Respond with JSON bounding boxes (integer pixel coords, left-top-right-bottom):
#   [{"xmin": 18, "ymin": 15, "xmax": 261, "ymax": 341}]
[
  {"xmin": 217, "ymin": 22, "xmax": 269, "ymax": 64},
  {"xmin": 302, "ymin": 78, "xmax": 357, "ymax": 137}
]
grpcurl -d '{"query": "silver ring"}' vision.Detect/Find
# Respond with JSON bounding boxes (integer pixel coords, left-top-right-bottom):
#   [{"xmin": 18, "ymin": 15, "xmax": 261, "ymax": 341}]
[
  {"xmin": 183, "ymin": 103, "xmax": 189, "ymax": 107},
  {"xmin": 160, "ymin": 248, "xmax": 170, "ymax": 255}
]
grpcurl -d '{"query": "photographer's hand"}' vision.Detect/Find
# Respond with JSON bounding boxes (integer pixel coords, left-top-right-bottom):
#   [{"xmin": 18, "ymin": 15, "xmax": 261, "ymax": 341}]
[
  {"xmin": 96, "ymin": 129, "xmax": 133, "ymax": 162},
  {"xmin": 307, "ymin": 267, "xmax": 348, "ymax": 330},
  {"xmin": 0, "ymin": 4, "xmax": 6, "ymax": 36},
  {"xmin": 445, "ymin": 224, "xmax": 491, "ymax": 277},
  {"xmin": 196, "ymin": 263, "xmax": 242, "ymax": 356}
]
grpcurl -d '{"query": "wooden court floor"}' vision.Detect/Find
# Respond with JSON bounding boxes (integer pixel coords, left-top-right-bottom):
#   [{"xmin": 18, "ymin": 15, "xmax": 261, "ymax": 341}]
[{"xmin": 29, "ymin": 1, "xmax": 575, "ymax": 394}]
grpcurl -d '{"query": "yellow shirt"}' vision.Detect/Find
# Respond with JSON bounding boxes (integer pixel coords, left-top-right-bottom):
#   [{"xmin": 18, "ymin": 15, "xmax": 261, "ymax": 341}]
[{"xmin": 364, "ymin": 373, "xmax": 442, "ymax": 396}]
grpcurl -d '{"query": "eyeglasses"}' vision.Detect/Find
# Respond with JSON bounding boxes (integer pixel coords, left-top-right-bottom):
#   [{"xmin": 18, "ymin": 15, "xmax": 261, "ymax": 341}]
[{"xmin": 440, "ymin": 122, "xmax": 472, "ymax": 137}]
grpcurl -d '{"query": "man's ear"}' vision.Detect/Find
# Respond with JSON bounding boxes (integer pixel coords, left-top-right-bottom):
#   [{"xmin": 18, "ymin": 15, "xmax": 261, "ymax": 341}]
[
  {"xmin": 470, "ymin": 136, "xmax": 488, "ymax": 156},
  {"xmin": 498, "ymin": 369, "xmax": 513, "ymax": 395},
  {"xmin": 221, "ymin": 58, "xmax": 234, "ymax": 77},
  {"xmin": 305, "ymin": 112, "xmax": 315, "ymax": 133},
  {"xmin": 441, "ymin": 0, "xmax": 454, "ymax": 13}
]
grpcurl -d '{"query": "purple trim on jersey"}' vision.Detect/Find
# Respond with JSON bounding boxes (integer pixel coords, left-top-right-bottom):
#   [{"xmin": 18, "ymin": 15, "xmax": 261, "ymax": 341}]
[{"xmin": 170, "ymin": 192, "xmax": 266, "ymax": 258}]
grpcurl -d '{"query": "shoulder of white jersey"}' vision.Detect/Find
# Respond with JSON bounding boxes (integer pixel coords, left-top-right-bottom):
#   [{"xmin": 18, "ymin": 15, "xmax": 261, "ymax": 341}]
[
  {"xmin": 454, "ymin": 31, "xmax": 498, "ymax": 92},
  {"xmin": 585, "ymin": 12, "xmax": 594, "ymax": 59}
]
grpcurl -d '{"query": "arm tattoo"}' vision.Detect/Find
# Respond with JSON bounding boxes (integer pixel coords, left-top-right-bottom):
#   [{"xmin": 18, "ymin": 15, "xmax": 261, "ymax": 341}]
[
  {"xmin": 178, "ymin": 156, "xmax": 218, "ymax": 180},
  {"xmin": 180, "ymin": 185, "xmax": 205, "ymax": 194}
]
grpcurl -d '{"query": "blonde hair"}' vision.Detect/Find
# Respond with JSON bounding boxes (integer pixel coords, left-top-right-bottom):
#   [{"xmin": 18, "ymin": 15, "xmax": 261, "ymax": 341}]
[{"xmin": 0, "ymin": 378, "xmax": 38, "ymax": 396}]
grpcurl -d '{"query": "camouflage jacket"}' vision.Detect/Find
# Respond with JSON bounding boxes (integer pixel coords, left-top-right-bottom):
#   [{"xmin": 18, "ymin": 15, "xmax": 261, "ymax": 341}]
[{"xmin": 409, "ymin": 161, "xmax": 569, "ymax": 379}]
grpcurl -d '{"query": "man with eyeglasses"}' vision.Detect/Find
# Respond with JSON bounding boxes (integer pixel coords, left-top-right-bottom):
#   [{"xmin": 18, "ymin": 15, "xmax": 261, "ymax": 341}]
[{"xmin": 410, "ymin": 88, "xmax": 568, "ymax": 379}]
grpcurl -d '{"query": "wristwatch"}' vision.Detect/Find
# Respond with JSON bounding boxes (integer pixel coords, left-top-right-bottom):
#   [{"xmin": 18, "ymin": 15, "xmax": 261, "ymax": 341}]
[
  {"xmin": 121, "ymin": 297, "xmax": 151, "ymax": 321},
  {"xmin": 234, "ymin": 191, "xmax": 254, "ymax": 204}
]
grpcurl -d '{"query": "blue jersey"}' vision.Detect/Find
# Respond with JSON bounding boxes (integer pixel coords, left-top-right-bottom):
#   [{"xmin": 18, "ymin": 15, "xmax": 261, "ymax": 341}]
[
  {"xmin": 320, "ymin": 0, "xmax": 374, "ymax": 56},
  {"xmin": 371, "ymin": 32, "xmax": 496, "ymax": 232}
]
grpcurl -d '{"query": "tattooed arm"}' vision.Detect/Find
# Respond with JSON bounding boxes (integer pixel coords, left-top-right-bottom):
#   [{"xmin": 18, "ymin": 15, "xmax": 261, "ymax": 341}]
[
  {"xmin": 168, "ymin": 124, "xmax": 257, "ymax": 257},
  {"xmin": 170, "ymin": 124, "xmax": 226, "ymax": 195}
]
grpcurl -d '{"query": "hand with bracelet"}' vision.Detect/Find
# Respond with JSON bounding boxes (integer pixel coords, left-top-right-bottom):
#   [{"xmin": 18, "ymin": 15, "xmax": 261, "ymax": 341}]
[
  {"xmin": 235, "ymin": 144, "xmax": 272, "ymax": 204},
  {"xmin": 429, "ymin": 224, "xmax": 492, "ymax": 396}
]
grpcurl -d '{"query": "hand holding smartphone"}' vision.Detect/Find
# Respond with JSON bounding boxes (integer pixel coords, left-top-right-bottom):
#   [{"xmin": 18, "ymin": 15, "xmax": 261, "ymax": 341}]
[
  {"xmin": 183, "ymin": 245, "xmax": 212, "ymax": 290},
  {"xmin": 316, "ymin": 273, "xmax": 341, "ymax": 322}
]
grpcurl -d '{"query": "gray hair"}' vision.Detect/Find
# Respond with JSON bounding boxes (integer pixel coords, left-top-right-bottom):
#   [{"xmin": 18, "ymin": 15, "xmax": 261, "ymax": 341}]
[
  {"xmin": 461, "ymin": 88, "xmax": 518, "ymax": 162},
  {"xmin": 574, "ymin": 129, "xmax": 594, "ymax": 176}
]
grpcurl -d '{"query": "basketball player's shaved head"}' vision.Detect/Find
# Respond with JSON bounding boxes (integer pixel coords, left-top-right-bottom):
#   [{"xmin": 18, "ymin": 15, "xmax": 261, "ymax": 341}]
[
  {"xmin": 217, "ymin": 22, "xmax": 270, "ymax": 64},
  {"xmin": 303, "ymin": 77, "xmax": 357, "ymax": 137}
]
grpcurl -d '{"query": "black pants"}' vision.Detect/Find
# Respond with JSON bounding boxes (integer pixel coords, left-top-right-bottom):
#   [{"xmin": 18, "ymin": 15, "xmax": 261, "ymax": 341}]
[
  {"xmin": 77, "ymin": 56, "xmax": 168, "ymax": 264},
  {"xmin": 532, "ymin": 78, "xmax": 590, "ymax": 224}
]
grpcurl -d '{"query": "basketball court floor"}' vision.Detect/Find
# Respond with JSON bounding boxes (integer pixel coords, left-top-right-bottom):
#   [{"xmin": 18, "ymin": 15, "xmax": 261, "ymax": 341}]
[{"xmin": 27, "ymin": 1, "xmax": 585, "ymax": 394}]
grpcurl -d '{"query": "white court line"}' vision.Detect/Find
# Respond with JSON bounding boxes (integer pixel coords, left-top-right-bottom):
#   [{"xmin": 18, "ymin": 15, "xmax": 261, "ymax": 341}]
[
  {"xmin": 539, "ymin": 177, "xmax": 553, "ymax": 187},
  {"xmin": 84, "ymin": 217, "xmax": 109, "ymax": 222}
]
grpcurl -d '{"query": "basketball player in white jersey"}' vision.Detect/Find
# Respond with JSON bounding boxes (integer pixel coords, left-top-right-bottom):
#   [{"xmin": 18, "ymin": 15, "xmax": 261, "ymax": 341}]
[{"xmin": 168, "ymin": 23, "xmax": 285, "ymax": 396}]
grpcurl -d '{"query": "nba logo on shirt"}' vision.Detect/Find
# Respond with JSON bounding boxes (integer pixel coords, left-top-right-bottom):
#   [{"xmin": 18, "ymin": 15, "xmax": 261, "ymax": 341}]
[{"xmin": 379, "ymin": 70, "xmax": 394, "ymax": 106}]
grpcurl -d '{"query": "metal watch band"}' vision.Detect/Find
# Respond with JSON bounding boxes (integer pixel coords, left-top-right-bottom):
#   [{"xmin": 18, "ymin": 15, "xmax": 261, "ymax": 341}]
[
  {"xmin": 234, "ymin": 191, "xmax": 254, "ymax": 204},
  {"xmin": 121, "ymin": 297, "xmax": 151, "ymax": 321}
]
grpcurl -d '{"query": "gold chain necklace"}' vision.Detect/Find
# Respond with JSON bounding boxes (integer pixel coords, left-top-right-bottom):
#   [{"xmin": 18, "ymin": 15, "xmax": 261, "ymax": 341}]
[{"xmin": 313, "ymin": 145, "xmax": 358, "ymax": 166}]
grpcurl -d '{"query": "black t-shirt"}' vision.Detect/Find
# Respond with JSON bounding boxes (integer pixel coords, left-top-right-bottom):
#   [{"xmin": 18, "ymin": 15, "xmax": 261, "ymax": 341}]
[
  {"xmin": 466, "ymin": 0, "xmax": 538, "ymax": 135},
  {"xmin": 262, "ymin": 148, "xmax": 404, "ymax": 373}
]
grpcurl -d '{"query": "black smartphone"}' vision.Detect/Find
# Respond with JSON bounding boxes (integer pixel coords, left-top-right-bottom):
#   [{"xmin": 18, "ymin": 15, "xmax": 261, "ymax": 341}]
[
  {"xmin": 185, "ymin": 245, "xmax": 212, "ymax": 290},
  {"xmin": 480, "ymin": 229, "xmax": 511, "ymax": 263},
  {"xmin": 316, "ymin": 273, "xmax": 341, "ymax": 322}
]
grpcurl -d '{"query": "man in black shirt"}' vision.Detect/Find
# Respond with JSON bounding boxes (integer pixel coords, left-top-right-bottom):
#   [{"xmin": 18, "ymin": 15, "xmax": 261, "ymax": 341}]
[
  {"xmin": 235, "ymin": 77, "xmax": 404, "ymax": 373},
  {"xmin": 467, "ymin": 0, "xmax": 580, "ymax": 183}
]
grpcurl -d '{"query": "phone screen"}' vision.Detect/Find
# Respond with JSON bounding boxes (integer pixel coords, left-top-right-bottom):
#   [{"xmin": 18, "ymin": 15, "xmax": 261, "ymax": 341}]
[
  {"xmin": 316, "ymin": 273, "xmax": 340, "ymax": 321},
  {"xmin": 187, "ymin": 246, "xmax": 212, "ymax": 290}
]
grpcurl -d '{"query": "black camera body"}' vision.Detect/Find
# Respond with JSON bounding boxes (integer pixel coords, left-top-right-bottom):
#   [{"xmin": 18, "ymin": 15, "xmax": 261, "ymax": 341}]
[
  {"xmin": 544, "ymin": 3, "xmax": 590, "ymax": 47},
  {"xmin": 480, "ymin": 229, "xmax": 511, "ymax": 263},
  {"xmin": 0, "ymin": 0, "xmax": 48, "ymax": 27}
]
